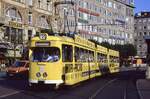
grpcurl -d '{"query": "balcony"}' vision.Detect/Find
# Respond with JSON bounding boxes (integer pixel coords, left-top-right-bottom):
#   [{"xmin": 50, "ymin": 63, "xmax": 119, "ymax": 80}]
[
  {"xmin": 0, "ymin": 16, "xmax": 5, "ymax": 26},
  {"xmin": 2, "ymin": 0, "xmax": 26, "ymax": 8}
]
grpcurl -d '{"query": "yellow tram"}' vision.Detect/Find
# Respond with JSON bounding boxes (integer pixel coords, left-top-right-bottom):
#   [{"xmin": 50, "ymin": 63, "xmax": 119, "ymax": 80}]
[{"xmin": 29, "ymin": 33, "xmax": 120, "ymax": 88}]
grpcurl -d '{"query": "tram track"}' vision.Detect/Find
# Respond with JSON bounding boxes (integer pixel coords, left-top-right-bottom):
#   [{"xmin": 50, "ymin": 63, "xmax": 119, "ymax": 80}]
[
  {"xmin": 89, "ymin": 78, "xmax": 118, "ymax": 99},
  {"xmin": 123, "ymin": 80, "xmax": 128, "ymax": 99},
  {"xmin": 87, "ymin": 78, "xmax": 140, "ymax": 99},
  {"xmin": 125, "ymin": 79, "xmax": 140, "ymax": 99},
  {"xmin": 9, "ymin": 78, "xmax": 116, "ymax": 99},
  {"xmin": 1, "ymin": 71, "xmax": 144, "ymax": 99}
]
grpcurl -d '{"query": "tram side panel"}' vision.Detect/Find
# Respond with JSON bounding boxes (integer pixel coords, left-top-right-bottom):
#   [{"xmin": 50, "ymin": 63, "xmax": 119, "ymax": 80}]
[{"xmin": 108, "ymin": 49, "xmax": 120, "ymax": 73}]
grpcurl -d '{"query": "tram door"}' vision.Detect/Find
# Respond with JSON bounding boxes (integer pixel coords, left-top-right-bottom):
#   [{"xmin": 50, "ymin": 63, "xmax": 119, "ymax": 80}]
[{"xmin": 62, "ymin": 44, "xmax": 74, "ymax": 85}]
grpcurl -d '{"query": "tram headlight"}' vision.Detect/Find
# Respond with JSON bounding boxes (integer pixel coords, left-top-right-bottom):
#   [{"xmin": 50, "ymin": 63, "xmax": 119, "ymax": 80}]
[
  {"xmin": 36, "ymin": 72, "xmax": 41, "ymax": 77},
  {"xmin": 43, "ymin": 72, "xmax": 48, "ymax": 78}
]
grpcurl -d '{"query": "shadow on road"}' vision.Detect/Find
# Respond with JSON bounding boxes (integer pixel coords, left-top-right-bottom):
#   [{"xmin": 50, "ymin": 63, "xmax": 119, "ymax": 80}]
[{"xmin": 0, "ymin": 70, "xmax": 146, "ymax": 92}]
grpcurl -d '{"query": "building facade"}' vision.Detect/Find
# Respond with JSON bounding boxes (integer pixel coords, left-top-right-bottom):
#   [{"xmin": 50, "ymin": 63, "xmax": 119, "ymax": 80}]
[
  {"xmin": 58, "ymin": 0, "xmax": 134, "ymax": 45},
  {"xmin": 0, "ymin": 0, "xmax": 55, "ymax": 64},
  {"xmin": 134, "ymin": 12, "xmax": 150, "ymax": 58}
]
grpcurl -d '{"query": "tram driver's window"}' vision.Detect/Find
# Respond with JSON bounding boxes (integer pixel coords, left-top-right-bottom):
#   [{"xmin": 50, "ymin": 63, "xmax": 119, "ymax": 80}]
[{"xmin": 62, "ymin": 45, "xmax": 73, "ymax": 62}]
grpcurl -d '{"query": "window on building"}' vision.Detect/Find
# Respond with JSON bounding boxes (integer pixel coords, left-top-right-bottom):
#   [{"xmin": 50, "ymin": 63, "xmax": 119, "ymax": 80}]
[
  {"xmin": 37, "ymin": 16, "xmax": 49, "ymax": 29},
  {"xmin": 134, "ymin": 26, "xmax": 137, "ymax": 29},
  {"xmin": 6, "ymin": 8, "xmax": 22, "ymax": 23},
  {"xmin": 143, "ymin": 19, "xmax": 147, "ymax": 23},
  {"xmin": 38, "ymin": 0, "xmax": 41, "ymax": 8},
  {"xmin": 28, "ymin": 12, "xmax": 32, "ymax": 25},
  {"xmin": 138, "ymin": 26, "xmax": 142, "ymax": 29},
  {"xmin": 10, "ymin": 28, "xmax": 23, "ymax": 44},
  {"xmin": 18, "ymin": 29, "xmax": 23, "ymax": 43},
  {"xmin": 144, "ymin": 26, "xmax": 147, "ymax": 30},
  {"xmin": 148, "ymin": 26, "xmax": 150, "ymax": 30},
  {"xmin": 138, "ymin": 19, "xmax": 142, "ymax": 23},
  {"xmin": 27, "ymin": 0, "xmax": 32, "ymax": 6},
  {"xmin": 139, "ymin": 32, "xmax": 142, "ymax": 36},
  {"xmin": 139, "ymin": 45, "xmax": 142, "ymax": 48},
  {"xmin": 47, "ymin": 0, "xmax": 51, "ymax": 11},
  {"xmin": 108, "ymin": 1, "xmax": 112, "ymax": 8},
  {"xmin": 5, "ymin": 8, "xmax": 23, "ymax": 44},
  {"xmin": 28, "ymin": 30, "xmax": 32, "ymax": 41},
  {"xmin": 15, "ymin": 0, "xmax": 24, "ymax": 3}
]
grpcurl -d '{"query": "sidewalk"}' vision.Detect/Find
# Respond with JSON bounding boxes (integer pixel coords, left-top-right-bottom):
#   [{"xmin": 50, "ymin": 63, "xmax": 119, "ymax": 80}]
[{"xmin": 137, "ymin": 79, "xmax": 150, "ymax": 99}]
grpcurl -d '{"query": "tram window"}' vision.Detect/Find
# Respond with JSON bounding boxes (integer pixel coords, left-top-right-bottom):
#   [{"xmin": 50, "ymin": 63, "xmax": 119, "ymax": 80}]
[
  {"xmin": 75, "ymin": 47, "xmax": 89, "ymax": 62},
  {"xmin": 62, "ymin": 45, "xmax": 73, "ymax": 62},
  {"xmin": 88, "ymin": 51, "xmax": 94, "ymax": 62},
  {"xmin": 97, "ymin": 53, "xmax": 102, "ymax": 62},
  {"xmin": 75, "ymin": 47, "xmax": 79, "ymax": 62},
  {"xmin": 104, "ymin": 55, "xmax": 107, "ymax": 63},
  {"xmin": 110, "ymin": 56, "xmax": 114, "ymax": 62},
  {"xmin": 97, "ymin": 53, "xmax": 106, "ymax": 63},
  {"xmin": 32, "ymin": 47, "xmax": 60, "ymax": 62}
]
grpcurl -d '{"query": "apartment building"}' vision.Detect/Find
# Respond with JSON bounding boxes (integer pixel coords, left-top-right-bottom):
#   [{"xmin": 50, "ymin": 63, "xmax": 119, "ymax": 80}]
[
  {"xmin": 134, "ymin": 12, "xmax": 150, "ymax": 58},
  {"xmin": 60, "ymin": 0, "xmax": 134, "ymax": 45}
]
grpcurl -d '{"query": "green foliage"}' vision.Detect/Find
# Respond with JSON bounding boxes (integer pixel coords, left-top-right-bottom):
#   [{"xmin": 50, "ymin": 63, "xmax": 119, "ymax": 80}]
[
  {"xmin": 113, "ymin": 44, "xmax": 137, "ymax": 58},
  {"xmin": 99, "ymin": 42, "xmax": 137, "ymax": 58},
  {"xmin": 99, "ymin": 41, "xmax": 137, "ymax": 66},
  {"xmin": 100, "ymin": 42, "xmax": 112, "ymax": 49}
]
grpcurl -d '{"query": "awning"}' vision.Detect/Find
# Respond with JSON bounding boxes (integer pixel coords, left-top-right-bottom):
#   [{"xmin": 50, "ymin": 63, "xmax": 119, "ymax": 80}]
[
  {"xmin": 0, "ymin": 44, "xmax": 7, "ymax": 49},
  {"xmin": 0, "ymin": 43, "xmax": 12, "ymax": 49}
]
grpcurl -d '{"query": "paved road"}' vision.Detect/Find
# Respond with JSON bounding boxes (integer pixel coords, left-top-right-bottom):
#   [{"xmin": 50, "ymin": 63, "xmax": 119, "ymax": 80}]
[{"xmin": 0, "ymin": 70, "xmax": 145, "ymax": 99}]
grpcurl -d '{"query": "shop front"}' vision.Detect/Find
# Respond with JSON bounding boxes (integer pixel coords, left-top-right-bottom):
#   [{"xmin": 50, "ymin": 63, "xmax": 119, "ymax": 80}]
[{"xmin": 0, "ymin": 43, "xmax": 9, "ymax": 68}]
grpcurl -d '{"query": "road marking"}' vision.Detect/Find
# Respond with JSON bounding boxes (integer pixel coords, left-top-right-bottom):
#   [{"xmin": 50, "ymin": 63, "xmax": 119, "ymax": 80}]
[
  {"xmin": 0, "ymin": 90, "xmax": 24, "ymax": 98},
  {"xmin": 89, "ymin": 79, "xmax": 118, "ymax": 99},
  {"xmin": 124, "ymin": 81, "xmax": 127, "ymax": 99},
  {"xmin": 136, "ymin": 81, "xmax": 144, "ymax": 99}
]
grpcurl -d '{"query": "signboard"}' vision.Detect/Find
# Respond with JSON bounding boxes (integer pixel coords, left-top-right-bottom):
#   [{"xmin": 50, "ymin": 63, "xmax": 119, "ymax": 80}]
[
  {"xmin": 35, "ymin": 42, "xmax": 50, "ymax": 47},
  {"xmin": 9, "ymin": 21, "xmax": 22, "ymax": 28}
]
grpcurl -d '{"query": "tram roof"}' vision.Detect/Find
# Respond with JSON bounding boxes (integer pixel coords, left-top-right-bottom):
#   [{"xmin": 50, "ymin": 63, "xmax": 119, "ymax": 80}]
[
  {"xmin": 96, "ymin": 45, "xmax": 108, "ymax": 54},
  {"xmin": 31, "ymin": 34, "xmax": 95, "ymax": 49}
]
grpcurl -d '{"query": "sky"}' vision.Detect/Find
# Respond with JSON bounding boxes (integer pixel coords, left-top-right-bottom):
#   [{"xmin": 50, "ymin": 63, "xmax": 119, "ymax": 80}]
[{"xmin": 134, "ymin": 0, "xmax": 150, "ymax": 13}]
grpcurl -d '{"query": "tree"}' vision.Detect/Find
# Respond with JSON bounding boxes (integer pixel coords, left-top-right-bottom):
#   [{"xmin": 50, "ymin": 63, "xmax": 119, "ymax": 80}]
[
  {"xmin": 100, "ymin": 42, "xmax": 112, "ymax": 49},
  {"xmin": 99, "ymin": 42, "xmax": 137, "ymax": 66}
]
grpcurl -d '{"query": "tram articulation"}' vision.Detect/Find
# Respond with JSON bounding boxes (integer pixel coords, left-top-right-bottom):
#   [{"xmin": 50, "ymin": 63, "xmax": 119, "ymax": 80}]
[{"xmin": 29, "ymin": 33, "xmax": 120, "ymax": 88}]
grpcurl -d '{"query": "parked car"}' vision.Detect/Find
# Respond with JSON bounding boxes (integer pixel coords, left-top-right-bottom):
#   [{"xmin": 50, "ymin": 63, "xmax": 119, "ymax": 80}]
[{"xmin": 6, "ymin": 60, "xmax": 29, "ymax": 77}]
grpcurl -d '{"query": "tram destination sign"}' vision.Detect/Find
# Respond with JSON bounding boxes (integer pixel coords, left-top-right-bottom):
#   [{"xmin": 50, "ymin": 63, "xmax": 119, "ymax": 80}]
[{"xmin": 35, "ymin": 42, "xmax": 50, "ymax": 47}]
